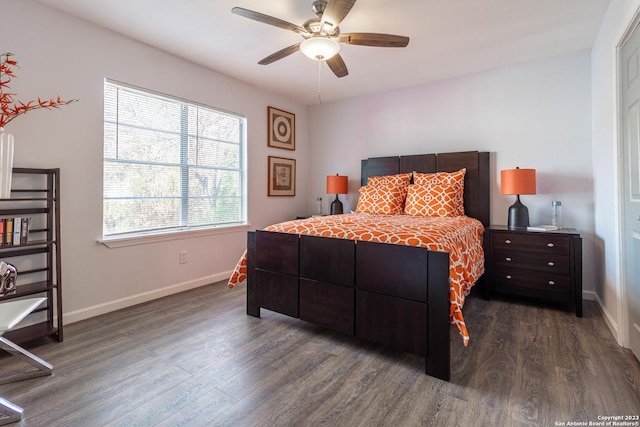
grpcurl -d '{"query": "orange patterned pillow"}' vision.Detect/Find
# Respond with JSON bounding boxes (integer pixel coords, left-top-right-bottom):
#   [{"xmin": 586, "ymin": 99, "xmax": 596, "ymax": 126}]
[
  {"xmin": 367, "ymin": 173, "xmax": 412, "ymax": 187},
  {"xmin": 367, "ymin": 173, "xmax": 411, "ymax": 209},
  {"xmin": 412, "ymin": 168, "xmax": 466, "ymax": 215},
  {"xmin": 404, "ymin": 184, "xmax": 458, "ymax": 217},
  {"xmin": 356, "ymin": 184, "xmax": 404, "ymax": 215}
]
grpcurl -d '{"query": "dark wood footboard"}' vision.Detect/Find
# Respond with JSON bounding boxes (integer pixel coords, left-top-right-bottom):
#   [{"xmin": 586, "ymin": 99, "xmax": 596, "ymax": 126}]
[{"xmin": 246, "ymin": 230, "xmax": 451, "ymax": 381}]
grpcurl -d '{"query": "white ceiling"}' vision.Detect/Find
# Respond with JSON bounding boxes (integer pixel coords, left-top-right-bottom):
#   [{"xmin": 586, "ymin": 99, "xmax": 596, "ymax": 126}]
[{"xmin": 35, "ymin": 0, "xmax": 610, "ymax": 106}]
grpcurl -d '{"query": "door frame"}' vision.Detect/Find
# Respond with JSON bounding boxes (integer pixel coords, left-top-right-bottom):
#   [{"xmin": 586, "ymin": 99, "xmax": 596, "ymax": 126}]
[{"xmin": 616, "ymin": 6, "xmax": 640, "ymax": 348}]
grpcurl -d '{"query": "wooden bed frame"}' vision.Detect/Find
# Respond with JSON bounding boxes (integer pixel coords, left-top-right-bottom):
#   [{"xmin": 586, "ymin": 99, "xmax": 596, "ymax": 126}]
[{"xmin": 246, "ymin": 151, "xmax": 490, "ymax": 381}]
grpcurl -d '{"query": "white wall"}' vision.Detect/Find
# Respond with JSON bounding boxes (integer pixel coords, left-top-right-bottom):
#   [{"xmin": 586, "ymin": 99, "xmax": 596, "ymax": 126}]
[
  {"xmin": 4, "ymin": 1, "xmax": 310, "ymax": 322},
  {"xmin": 591, "ymin": 0, "xmax": 640, "ymax": 343},
  {"xmin": 309, "ymin": 52, "xmax": 597, "ymax": 294}
]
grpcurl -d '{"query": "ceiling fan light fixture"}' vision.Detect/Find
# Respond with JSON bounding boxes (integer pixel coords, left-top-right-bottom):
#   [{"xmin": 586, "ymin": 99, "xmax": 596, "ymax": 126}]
[{"xmin": 300, "ymin": 36, "xmax": 340, "ymax": 61}]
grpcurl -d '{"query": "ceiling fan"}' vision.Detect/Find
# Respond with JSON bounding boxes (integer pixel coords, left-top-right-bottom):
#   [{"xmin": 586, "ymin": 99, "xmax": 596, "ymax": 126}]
[{"xmin": 231, "ymin": 0, "xmax": 410, "ymax": 78}]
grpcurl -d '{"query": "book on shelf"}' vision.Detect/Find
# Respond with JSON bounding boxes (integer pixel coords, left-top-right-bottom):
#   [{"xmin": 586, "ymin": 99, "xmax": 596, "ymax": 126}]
[
  {"xmin": 5, "ymin": 218, "xmax": 13, "ymax": 245},
  {"xmin": 526, "ymin": 224, "xmax": 559, "ymax": 232},
  {"xmin": 0, "ymin": 216, "xmax": 32, "ymax": 246},
  {"xmin": 12, "ymin": 217, "xmax": 21, "ymax": 245},
  {"xmin": 20, "ymin": 217, "xmax": 30, "ymax": 244}
]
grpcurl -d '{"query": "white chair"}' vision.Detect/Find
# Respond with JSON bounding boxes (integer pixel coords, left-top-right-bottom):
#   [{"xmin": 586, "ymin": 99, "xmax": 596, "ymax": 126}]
[{"xmin": 0, "ymin": 297, "xmax": 53, "ymax": 425}]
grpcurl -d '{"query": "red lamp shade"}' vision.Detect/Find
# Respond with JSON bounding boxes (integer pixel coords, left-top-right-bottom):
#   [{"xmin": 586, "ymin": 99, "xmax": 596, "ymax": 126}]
[
  {"xmin": 326, "ymin": 175, "xmax": 348, "ymax": 195},
  {"xmin": 501, "ymin": 167, "xmax": 536, "ymax": 228},
  {"xmin": 326, "ymin": 174, "xmax": 348, "ymax": 215},
  {"xmin": 501, "ymin": 168, "xmax": 536, "ymax": 195}
]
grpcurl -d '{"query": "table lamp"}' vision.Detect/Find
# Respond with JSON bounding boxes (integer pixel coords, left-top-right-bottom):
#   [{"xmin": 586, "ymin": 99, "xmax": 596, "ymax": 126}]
[
  {"xmin": 501, "ymin": 167, "xmax": 536, "ymax": 228},
  {"xmin": 326, "ymin": 174, "xmax": 348, "ymax": 215}
]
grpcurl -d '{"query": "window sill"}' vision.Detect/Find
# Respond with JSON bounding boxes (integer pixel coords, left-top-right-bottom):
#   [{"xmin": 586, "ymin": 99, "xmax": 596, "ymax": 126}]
[{"xmin": 98, "ymin": 223, "xmax": 251, "ymax": 248}]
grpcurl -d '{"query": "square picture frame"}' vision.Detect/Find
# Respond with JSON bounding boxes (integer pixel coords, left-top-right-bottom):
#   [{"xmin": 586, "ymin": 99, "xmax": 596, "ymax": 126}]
[
  {"xmin": 268, "ymin": 106, "xmax": 295, "ymax": 150},
  {"xmin": 268, "ymin": 156, "xmax": 296, "ymax": 196}
]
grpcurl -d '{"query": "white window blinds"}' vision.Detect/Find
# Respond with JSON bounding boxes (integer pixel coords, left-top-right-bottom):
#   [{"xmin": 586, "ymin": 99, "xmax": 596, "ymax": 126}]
[{"xmin": 103, "ymin": 80, "xmax": 246, "ymax": 238}]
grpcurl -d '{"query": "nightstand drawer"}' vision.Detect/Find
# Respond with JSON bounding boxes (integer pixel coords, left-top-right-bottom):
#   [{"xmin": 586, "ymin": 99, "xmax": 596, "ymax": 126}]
[
  {"xmin": 492, "ymin": 232, "xmax": 569, "ymax": 255},
  {"xmin": 493, "ymin": 267, "xmax": 570, "ymax": 294},
  {"xmin": 493, "ymin": 249, "xmax": 570, "ymax": 273}
]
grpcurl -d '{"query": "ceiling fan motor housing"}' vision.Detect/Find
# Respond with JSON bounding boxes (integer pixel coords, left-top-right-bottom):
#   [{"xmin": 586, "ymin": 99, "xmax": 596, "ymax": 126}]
[
  {"xmin": 306, "ymin": 1, "xmax": 340, "ymax": 37},
  {"xmin": 303, "ymin": 19, "xmax": 340, "ymax": 38}
]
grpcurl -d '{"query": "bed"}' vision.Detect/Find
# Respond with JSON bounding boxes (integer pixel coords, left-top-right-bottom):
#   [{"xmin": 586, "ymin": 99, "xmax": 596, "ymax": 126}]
[{"xmin": 229, "ymin": 150, "xmax": 490, "ymax": 381}]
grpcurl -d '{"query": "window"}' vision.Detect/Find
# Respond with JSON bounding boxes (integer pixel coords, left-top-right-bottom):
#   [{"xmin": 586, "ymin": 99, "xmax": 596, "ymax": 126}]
[{"xmin": 103, "ymin": 80, "xmax": 246, "ymax": 239}]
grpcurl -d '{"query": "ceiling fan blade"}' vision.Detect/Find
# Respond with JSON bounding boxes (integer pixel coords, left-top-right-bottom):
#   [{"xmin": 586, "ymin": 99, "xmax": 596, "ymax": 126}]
[
  {"xmin": 326, "ymin": 54, "xmax": 348, "ymax": 78},
  {"xmin": 258, "ymin": 43, "xmax": 301, "ymax": 65},
  {"xmin": 339, "ymin": 33, "xmax": 409, "ymax": 47},
  {"xmin": 321, "ymin": 0, "xmax": 356, "ymax": 32},
  {"xmin": 232, "ymin": 7, "xmax": 310, "ymax": 35}
]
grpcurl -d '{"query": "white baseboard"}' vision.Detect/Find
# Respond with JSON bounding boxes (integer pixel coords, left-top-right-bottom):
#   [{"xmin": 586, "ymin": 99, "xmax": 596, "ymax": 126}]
[
  {"xmin": 582, "ymin": 290, "xmax": 596, "ymax": 301},
  {"xmin": 63, "ymin": 271, "xmax": 232, "ymax": 325},
  {"xmin": 591, "ymin": 291, "xmax": 620, "ymax": 345}
]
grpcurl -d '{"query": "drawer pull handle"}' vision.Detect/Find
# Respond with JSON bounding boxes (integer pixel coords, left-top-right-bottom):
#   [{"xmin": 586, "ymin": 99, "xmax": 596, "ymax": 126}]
[
  {"xmin": 505, "ymin": 257, "xmax": 512, "ymax": 262},
  {"xmin": 547, "ymin": 243, "xmax": 554, "ymax": 248},
  {"xmin": 548, "ymin": 262, "xmax": 555, "ymax": 266},
  {"xmin": 505, "ymin": 239, "xmax": 511, "ymax": 244},
  {"xmin": 548, "ymin": 281, "xmax": 555, "ymax": 285},
  {"xmin": 506, "ymin": 275, "xmax": 512, "ymax": 279}
]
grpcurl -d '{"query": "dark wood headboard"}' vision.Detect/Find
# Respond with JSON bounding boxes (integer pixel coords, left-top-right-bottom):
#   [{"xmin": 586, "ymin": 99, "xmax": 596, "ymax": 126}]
[{"xmin": 361, "ymin": 151, "xmax": 490, "ymax": 226}]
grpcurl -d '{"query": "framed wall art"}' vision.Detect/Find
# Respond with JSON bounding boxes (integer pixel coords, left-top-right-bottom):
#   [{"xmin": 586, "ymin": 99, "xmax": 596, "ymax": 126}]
[
  {"xmin": 268, "ymin": 106, "xmax": 295, "ymax": 150},
  {"xmin": 268, "ymin": 156, "xmax": 296, "ymax": 196}
]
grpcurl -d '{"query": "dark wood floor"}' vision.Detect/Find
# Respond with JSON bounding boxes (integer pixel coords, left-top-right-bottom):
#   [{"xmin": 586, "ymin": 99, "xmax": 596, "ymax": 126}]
[{"xmin": 1, "ymin": 280, "xmax": 639, "ymax": 426}]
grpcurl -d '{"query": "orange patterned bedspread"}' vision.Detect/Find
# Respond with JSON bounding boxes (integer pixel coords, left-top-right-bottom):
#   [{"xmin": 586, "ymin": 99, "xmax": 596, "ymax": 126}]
[{"xmin": 227, "ymin": 213, "xmax": 485, "ymax": 345}]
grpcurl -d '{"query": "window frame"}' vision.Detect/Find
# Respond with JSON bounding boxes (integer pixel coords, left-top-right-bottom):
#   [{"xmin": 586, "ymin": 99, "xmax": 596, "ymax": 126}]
[{"xmin": 101, "ymin": 79, "xmax": 248, "ymax": 246}]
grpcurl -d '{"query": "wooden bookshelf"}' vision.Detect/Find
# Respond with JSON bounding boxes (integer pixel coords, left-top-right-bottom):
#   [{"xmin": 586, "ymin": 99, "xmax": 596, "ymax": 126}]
[{"xmin": 0, "ymin": 168, "xmax": 62, "ymax": 343}]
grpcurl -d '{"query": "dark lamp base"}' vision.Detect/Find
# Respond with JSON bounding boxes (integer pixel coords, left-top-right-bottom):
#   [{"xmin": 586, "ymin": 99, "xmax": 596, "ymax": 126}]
[
  {"xmin": 330, "ymin": 195, "xmax": 343, "ymax": 215},
  {"xmin": 508, "ymin": 195, "xmax": 530, "ymax": 228}
]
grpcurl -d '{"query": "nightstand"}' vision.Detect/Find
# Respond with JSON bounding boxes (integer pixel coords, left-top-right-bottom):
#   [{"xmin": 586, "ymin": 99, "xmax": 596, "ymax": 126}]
[{"xmin": 483, "ymin": 225, "xmax": 582, "ymax": 316}]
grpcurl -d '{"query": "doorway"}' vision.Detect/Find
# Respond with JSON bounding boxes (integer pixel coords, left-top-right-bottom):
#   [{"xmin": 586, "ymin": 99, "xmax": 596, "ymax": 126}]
[{"xmin": 619, "ymin": 11, "xmax": 640, "ymax": 361}]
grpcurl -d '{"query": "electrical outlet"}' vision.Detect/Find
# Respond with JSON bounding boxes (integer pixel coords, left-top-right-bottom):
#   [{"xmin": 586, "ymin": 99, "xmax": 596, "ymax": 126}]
[{"xmin": 179, "ymin": 250, "xmax": 188, "ymax": 264}]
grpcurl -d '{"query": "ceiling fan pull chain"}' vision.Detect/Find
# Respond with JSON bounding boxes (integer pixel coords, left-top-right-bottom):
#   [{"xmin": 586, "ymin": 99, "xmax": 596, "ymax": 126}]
[{"xmin": 318, "ymin": 59, "xmax": 323, "ymax": 104}]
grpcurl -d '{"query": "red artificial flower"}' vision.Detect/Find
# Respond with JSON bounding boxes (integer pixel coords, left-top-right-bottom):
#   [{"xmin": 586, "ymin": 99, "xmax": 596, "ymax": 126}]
[{"xmin": 0, "ymin": 52, "xmax": 77, "ymax": 128}]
